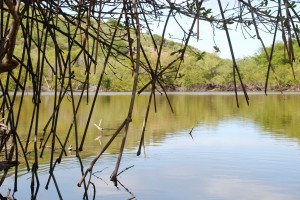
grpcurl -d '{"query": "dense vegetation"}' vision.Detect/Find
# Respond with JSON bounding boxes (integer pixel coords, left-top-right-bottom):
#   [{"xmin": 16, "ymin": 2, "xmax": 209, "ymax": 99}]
[
  {"xmin": 104, "ymin": 38, "xmax": 300, "ymax": 92},
  {"xmin": 2, "ymin": 22, "xmax": 299, "ymax": 92}
]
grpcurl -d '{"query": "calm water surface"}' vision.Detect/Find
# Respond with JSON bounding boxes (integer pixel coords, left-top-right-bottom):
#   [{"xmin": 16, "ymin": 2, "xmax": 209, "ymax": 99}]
[{"xmin": 1, "ymin": 93, "xmax": 300, "ymax": 199}]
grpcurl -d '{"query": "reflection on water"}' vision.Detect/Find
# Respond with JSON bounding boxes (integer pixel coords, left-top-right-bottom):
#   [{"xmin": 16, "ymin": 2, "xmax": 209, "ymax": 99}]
[{"xmin": 1, "ymin": 93, "xmax": 300, "ymax": 199}]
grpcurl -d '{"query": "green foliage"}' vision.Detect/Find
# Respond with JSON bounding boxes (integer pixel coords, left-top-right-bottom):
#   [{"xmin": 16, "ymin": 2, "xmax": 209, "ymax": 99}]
[
  {"xmin": 152, "ymin": 34, "xmax": 164, "ymax": 45},
  {"xmin": 102, "ymin": 76, "xmax": 111, "ymax": 90},
  {"xmin": 179, "ymin": 53, "xmax": 232, "ymax": 90},
  {"xmin": 113, "ymin": 39, "xmax": 128, "ymax": 54},
  {"xmin": 7, "ymin": 14, "xmax": 300, "ymax": 92},
  {"xmin": 255, "ymin": 40, "xmax": 300, "ymax": 86},
  {"xmin": 107, "ymin": 19, "xmax": 119, "ymax": 27}
]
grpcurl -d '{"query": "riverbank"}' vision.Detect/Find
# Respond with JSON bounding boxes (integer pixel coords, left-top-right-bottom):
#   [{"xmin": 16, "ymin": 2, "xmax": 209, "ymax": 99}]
[
  {"xmin": 31, "ymin": 84, "xmax": 300, "ymax": 93},
  {"xmin": 173, "ymin": 84, "xmax": 300, "ymax": 92}
]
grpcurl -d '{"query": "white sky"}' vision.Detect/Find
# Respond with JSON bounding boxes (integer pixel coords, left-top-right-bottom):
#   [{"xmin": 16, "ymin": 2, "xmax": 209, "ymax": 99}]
[
  {"xmin": 149, "ymin": 1, "xmax": 281, "ymax": 59},
  {"xmin": 94, "ymin": 0, "xmax": 283, "ymax": 59},
  {"xmin": 152, "ymin": 19, "xmax": 276, "ymax": 59}
]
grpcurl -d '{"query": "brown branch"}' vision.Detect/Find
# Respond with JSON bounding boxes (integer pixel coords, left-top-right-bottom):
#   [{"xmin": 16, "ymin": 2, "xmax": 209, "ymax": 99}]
[
  {"xmin": 0, "ymin": 0, "xmax": 20, "ymax": 73},
  {"xmin": 110, "ymin": 0, "xmax": 142, "ymax": 183},
  {"xmin": 218, "ymin": 0, "xmax": 249, "ymax": 107}
]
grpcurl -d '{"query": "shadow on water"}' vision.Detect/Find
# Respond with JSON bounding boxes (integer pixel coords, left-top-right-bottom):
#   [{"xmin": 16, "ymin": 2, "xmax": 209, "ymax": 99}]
[{"xmin": 1, "ymin": 93, "xmax": 300, "ymax": 199}]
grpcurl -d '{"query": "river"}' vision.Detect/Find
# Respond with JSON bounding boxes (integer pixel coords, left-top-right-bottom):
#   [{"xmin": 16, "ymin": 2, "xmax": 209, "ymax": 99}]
[{"xmin": 1, "ymin": 93, "xmax": 300, "ymax": 199}]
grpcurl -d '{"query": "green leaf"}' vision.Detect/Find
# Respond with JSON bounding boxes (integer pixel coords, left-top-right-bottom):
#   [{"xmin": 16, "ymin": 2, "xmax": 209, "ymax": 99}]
[
  {"xmin": 193, "ymin": 51, "xmax": 206, "ymax": 61},
  {"xmin": 213, "ymin": 46, "xmax": 220, "ymax": 53}
]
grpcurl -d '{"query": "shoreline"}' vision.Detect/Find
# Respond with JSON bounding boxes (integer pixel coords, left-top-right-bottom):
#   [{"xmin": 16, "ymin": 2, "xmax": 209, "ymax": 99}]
[
  {"xmin": 7, "ymin": 84, "xmax": 300, "ymax": 95},
  {"xmin": 173, "ymin": 84, "xmax": 300, "ymax": 93}
]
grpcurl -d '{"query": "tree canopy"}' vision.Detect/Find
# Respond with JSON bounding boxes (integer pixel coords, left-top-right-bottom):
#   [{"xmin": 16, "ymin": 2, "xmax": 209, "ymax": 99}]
[{"xmin": 1, "ymin": 0, "xmax": 300, "ymax": 198}]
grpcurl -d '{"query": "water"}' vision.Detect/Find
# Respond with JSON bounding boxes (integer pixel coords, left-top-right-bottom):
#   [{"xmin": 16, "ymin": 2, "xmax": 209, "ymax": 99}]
[{"xmin": 1, "ymin": 93, "xmax": 300, "ymax": 199}]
